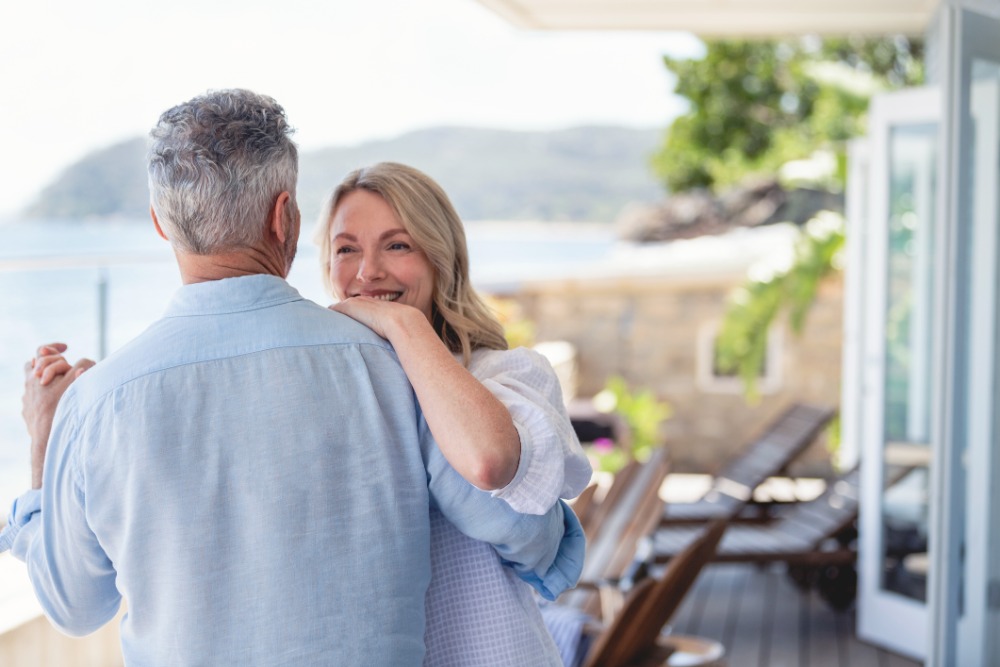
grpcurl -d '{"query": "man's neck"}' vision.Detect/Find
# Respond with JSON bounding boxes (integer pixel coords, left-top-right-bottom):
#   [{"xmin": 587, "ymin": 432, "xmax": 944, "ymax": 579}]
[{"xmin": 174, "ymin": 247, "xmax": 287, "ymax": 285}]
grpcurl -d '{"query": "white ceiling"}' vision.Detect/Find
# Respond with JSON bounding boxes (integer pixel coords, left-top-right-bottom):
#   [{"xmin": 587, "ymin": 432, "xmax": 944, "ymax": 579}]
[{"xmin": 473, "ymin": 0, "xmax": 938, "ymax": 36}]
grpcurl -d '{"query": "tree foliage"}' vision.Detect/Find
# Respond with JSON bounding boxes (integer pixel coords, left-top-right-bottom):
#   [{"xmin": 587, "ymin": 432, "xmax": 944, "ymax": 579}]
[
  {"xmin": 656, "ymin": 35, "xmax": 922, "ymax": 403},
  {"xmin": 653, "ymin": 36, "xmax": 923, "ymax": 193},
  {"xmin": 715, "ymin": 213, "xmax": 846, "ymax": 399}
]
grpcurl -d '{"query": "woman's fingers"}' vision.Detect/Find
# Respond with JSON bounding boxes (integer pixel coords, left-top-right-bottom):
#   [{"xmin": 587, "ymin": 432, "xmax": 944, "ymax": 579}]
[
  {"xmin": 30, "ymin": 347, "xmax": 96, "ymax": 386},
  {"xmin": 75, "ymin": 359, "xmax": 97, "ymax": 374},
  {"xmin": 40, "ymin": 358, "xmax": 73, "ymax": 386},
  {"xmin": 32, "ymin": 343, "xmax": 71, "ymax": 383},
  {"xmin": 37, "ymin": 342, "xmax": 68, "ymax": 357},
  {"xmin": 330, "ymin": 298, "xmax": 392, "ymax": 339},
  {"xmin": 34, "ymin": 352, "xmax": 68, "ymax": 377}
]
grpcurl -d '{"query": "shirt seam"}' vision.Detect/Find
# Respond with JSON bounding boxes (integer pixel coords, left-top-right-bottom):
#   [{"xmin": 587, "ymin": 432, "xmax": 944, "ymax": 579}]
[
  {"xmin": 76, "ymin": 340, "xmax": 398, "ymax": 412},
  {"xmin": 162, "ymin": 294, "xmax": 305, "ymax": 318}
]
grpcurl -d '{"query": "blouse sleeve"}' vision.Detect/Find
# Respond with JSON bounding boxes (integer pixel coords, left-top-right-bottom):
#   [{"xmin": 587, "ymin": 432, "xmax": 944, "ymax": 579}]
[{"xmin": 468, "ymin": 347, "xmax": 593, "ymax": 515}]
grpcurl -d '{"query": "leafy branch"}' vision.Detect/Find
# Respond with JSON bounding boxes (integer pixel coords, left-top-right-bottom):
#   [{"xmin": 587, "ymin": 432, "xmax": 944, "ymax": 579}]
[
  {"xmin": 715, "ymin": 212, "xmax": 845, "ymax": 399},
  {"xmin": 654, "ymin": 36, "xmax": 923, "ymax": 193}
]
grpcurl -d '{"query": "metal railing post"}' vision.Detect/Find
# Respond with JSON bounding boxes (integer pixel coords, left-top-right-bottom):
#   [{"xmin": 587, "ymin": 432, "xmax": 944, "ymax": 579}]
[{"xmin": 97, "ymin": 267, "xmax": 109, "ymax": 360}]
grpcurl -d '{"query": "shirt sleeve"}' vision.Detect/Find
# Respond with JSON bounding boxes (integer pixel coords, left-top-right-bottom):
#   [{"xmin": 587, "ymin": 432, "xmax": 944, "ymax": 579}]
[
  {"xmin": 0, "ymin": 489, "xmax": 41, "ymax": 553},
  {"xmin": 470, "ymin": 348, "xmax": 592, "ymax": 515},
  {"xmin": 421, "ymin": 414, "xmax": 585, "ymax": 600},
  {"xmin": 8, "ymin": 392, "xmax": 121, "ymax": 636}
]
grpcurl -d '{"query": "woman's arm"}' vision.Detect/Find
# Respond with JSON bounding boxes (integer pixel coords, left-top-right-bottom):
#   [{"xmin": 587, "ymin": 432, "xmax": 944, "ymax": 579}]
[
  {"xmin": 469, "ymin": 345, "xmax": 593, "ymax": 514},
  {"xmin": 332, "ymin": 297, "xmax": 521, "ymax": 490}
]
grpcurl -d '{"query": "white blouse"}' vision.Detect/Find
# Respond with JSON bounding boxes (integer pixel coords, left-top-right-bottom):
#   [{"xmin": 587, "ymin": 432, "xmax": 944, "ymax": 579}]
[{"xmin": 423, "ymin": 346, "xmax": 592, "ymax": 667}]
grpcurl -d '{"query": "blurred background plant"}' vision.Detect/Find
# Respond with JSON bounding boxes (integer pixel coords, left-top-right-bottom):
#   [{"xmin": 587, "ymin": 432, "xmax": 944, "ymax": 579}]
[
  {"xmin": 485, "ymin": 295, "xmax": 536, "ymax": 349},
  {"xmin": 715, "ymin": 211, "xmax": 845, "ymax": 400},
  {"xmin": 586, "ymin": 375, "xmax": 672, "ymax": 473},
  {"xmin": 653, "ymin": 36, "xmax": 923, "ymax": 193}
]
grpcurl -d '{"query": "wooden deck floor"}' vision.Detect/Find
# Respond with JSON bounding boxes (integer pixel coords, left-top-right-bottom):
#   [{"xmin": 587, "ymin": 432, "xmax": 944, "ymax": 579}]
[{"xmin": 667, "ymin": 562, "xmax": 922, "ymax": 667}]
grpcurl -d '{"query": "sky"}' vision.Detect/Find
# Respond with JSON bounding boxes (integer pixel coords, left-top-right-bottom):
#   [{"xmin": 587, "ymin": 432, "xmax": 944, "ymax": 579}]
[{"xmin": 0, "ymin": 0, "xmax": 702, "ymax": 220}]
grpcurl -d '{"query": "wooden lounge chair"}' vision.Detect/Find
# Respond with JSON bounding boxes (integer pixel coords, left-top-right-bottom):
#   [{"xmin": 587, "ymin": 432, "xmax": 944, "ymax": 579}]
[
  {"xmin": 577, "ymin": 458, "xmax": 639, "ymax": 542},
  {"xmin": 562, "ymin": 446, "xmax": 672, "ymax": 619},
  {"xmin": 541, "ymin": 448, "xmax": 673, "ymax": 667},
  {"xmin": 569, "ymin": 481, "xmax": 600, "ymax": 533},
  {"xmin": 566, "ymin": 397, "xmax": 636, "ymax": 540},
  {"xmin": 661, "ymin": 402, "xmax": 836, "ymax": 525},
  {"xmin": 650, "ymin": 466, "xmax": 874, "ymax": 610},
  {"xmin": 583, "ymin": 520, "xmax": 729, "ymax": 667},
  {"xmin": 653, "ymin": 467, "xmax": 861, "ymax": 563}
]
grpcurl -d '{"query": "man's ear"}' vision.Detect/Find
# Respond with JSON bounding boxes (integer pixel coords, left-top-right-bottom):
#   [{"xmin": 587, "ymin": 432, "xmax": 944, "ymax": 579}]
[
  {"xmin": 270, "ymin": 192, "xmax": 292, "ymax": 243},
  {"xmin": 151, "ymin": 207, "xmax": 169, "ymax": 241}
]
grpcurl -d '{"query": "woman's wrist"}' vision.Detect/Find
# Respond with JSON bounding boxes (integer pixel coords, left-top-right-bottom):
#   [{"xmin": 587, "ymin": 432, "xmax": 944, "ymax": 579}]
[{"xmin": 384, "ymin": 304, "xmax": 432, "ymax": 346}]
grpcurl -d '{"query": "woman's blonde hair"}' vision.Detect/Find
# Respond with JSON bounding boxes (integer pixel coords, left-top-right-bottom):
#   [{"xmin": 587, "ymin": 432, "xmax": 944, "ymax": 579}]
[{"xmin": 316, "ymin": 162, "xmax": 508, "ymax": 364}]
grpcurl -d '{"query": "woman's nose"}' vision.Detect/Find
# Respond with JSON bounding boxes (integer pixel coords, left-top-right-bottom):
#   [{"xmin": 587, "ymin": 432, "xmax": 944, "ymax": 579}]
[{"xmin": 356, "ymin": 256, "xmax": 385, "ymax": 282}]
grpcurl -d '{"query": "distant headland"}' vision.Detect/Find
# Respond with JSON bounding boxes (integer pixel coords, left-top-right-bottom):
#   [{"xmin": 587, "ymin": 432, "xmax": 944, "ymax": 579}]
[{"xmin": 24, "ymin": 126, "xmax": 664, "ymax": 224}]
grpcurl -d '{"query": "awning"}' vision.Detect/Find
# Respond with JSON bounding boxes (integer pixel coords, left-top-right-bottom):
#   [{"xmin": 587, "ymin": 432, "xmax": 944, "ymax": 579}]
[{"xmin": 472, "ymin": 0, "xmax": 936, "ymax": 36}]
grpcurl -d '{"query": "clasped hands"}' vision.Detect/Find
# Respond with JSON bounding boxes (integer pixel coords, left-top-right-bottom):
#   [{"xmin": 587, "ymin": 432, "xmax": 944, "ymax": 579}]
[{"xmin": 23, "ymin": 343, "xmax": 95, "ymax": 489}]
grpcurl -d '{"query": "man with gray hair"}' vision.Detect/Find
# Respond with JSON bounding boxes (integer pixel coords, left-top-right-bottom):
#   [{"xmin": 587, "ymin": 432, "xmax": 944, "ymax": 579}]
[{"xmin": 2, "ymin": 89, "xmax": 582, "ymax": 665}]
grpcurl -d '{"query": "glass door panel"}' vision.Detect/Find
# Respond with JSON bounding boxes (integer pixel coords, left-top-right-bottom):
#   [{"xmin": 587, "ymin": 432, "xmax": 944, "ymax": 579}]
[
  {"xmin": 857, "ymin": 87, "xmax": 939, "ymax": 662},
  {"xmin": 880, "ymin": 124, "xmax": 935, "ymax": 603},
  {"xmin": 933, "ymin": 7, "xmax": 1000, "ymax": 664},
  {"xmin": 957, "ymin": 58, "xmax": 1000, "ymax": 666}
]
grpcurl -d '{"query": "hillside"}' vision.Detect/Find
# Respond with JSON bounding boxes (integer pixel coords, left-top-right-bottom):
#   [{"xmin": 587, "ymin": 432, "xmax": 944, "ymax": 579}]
[
  {"xmin": 25, "ymin": 126, "xmax": 664, "ymax": 223},
  {"xmin": 24, "ymin": 137, "xmax": 151, "ymax": 220}
]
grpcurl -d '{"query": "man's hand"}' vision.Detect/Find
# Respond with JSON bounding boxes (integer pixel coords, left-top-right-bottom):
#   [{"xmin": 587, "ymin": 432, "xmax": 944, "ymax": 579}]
[{"xmin": 23, "ymin": 343, "xmax": 95, "ymax": 489}]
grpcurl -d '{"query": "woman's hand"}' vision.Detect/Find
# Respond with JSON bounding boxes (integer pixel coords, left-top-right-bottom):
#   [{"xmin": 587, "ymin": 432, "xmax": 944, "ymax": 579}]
[
  {"xmin": 23, "ymin": 343, "xmax": 95, "ymax": 489},
  {"xmin": 330, "ymin": 297, "xmax": 423, "ymax": 341},
  {"xmin": 32, "ymin": 342, "xmax": 72, "ymax": 385}
]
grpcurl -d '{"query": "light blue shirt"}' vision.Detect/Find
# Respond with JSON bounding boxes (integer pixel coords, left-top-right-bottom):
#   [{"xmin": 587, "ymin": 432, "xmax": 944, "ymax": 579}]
[{"xmin": 0, "ymin": 275, "xmax": 582, "ymax": 666}]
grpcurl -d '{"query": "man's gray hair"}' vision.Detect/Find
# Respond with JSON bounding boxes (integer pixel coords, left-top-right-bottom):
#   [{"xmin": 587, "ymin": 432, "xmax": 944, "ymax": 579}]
[{"xmin": 147, "ymin": 89, "xmax": 298, "ymax": 254}]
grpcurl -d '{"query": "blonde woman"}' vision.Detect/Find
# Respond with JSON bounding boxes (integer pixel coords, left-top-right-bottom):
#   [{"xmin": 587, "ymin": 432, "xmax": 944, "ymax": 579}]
[{"xmin": 317, "ymin": 162, "xmax": 591, "ymax": 666}]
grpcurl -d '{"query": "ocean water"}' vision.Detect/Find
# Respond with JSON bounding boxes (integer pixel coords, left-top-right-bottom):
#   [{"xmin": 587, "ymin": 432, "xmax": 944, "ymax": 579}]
[{"xmin": 0, "ymin": 219, "xmax": 616, "ymax": 510}]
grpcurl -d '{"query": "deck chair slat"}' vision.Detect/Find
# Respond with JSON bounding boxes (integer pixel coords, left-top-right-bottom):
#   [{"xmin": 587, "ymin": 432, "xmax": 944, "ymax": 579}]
[
  {"xmin": 562, "ymin": 447, "xmax": 671, "ymax": 616},
  {"xmin": 583, "ymin": 521, "xmax": 728, "ymax": 667},
  {"xmin": 662, "ymin": 403, "xmax": 836, "ymax": 525},
  {"xmin": 653, "ymin": 463, "xmax": 883, "ymax": 568}
]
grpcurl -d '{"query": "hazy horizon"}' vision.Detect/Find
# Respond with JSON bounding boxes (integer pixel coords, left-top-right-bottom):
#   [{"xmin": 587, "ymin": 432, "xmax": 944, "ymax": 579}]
[{"xmin": 2, "ymin": 0, "xmax": 700, "ymax": 218}]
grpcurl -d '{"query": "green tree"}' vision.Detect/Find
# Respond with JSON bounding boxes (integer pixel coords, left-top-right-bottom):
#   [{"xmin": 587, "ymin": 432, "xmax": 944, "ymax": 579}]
[
  {"xmin": 653, "ymin": 36, "xmax": 923, "ymax": 193},
  {"xmin": 715, "ymin": 212, "xmax": 845, "ymax": 400},
  {"xmin": 657, "ymin": 36, "xmax": 922, "ymax": 407}
]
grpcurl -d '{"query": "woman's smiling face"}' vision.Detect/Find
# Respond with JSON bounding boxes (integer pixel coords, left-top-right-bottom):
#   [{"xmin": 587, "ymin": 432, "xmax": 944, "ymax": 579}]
[{"xmin": 328, "ymin": 189, "xmax": 436, "ymax": 322}]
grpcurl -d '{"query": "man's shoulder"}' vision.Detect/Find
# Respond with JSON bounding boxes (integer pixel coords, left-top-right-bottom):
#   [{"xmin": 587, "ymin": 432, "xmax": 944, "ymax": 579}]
[
  {"xmin": 67, "ymin": 299, "xmax": 402, "ymax": 410},
  {"xmin": 279, "ymin": 298, "xmax": 393, "ymax": 348}
]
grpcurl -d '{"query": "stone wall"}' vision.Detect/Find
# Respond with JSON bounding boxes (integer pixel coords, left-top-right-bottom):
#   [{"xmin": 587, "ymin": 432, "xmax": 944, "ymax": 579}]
[{"xmin": 511, "ymin": 272, "xmax": 843, "ymax": 476}]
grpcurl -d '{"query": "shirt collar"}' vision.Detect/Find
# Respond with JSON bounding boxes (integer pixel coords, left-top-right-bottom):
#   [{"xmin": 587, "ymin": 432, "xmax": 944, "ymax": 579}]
[{"xmin": 163, "ymin": 274, "xmax": 304, "ymax": 317}]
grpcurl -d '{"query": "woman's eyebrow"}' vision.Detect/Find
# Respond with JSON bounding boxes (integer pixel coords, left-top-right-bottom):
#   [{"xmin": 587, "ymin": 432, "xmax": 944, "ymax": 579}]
[{"xmin": 332, "ymin": 229, "xmax": 409, "ymax": 242}]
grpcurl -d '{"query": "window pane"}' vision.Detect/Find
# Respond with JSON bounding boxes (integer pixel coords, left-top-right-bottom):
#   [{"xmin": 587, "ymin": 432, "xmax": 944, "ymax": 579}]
[{"xmin": 881, "ymin": 123, "xmax": 936, "ymax": 602}]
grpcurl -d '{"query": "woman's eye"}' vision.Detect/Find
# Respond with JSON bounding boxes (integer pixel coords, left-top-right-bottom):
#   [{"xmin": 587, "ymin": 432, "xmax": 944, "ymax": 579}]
[
  {"xmin": 334, "ymin": 246, "xmax": 356, "ymax": 255},
  {"xmin": 388, "ymin": 242, "xmax": 410, "ymax": 251}
]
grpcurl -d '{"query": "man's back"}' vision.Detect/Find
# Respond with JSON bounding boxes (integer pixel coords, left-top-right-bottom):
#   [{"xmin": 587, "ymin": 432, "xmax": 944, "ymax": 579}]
[{"xmin": 35, "ymin": 275, "xmax": 433, "ymax": 665}]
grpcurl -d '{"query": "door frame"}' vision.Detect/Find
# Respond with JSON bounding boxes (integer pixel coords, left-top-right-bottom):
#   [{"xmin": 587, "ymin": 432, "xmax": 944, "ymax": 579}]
[{"xmin": 855, "ymin": 85, "xmax": 941, "ymax": 663}]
